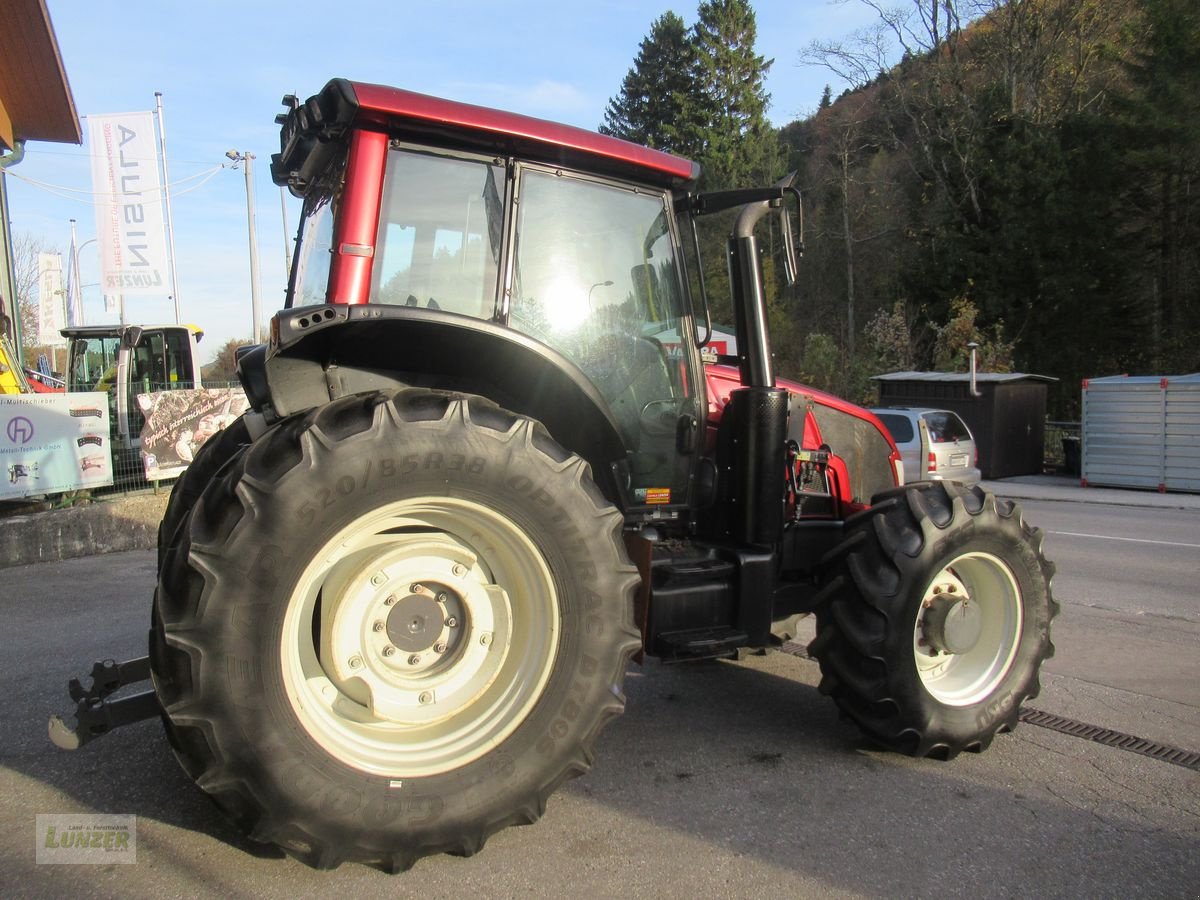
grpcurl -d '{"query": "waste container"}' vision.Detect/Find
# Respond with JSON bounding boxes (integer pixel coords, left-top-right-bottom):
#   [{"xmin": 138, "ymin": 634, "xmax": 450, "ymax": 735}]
[{"xmin": 1061, "ymin": 435, "xmax": 1081, "ymax": 476}]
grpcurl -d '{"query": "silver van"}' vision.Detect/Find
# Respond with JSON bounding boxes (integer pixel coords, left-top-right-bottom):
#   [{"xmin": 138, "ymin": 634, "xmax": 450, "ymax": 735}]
[{"xmin": 869, "ymin": 407, "xmax": 982, "ymax": 485}]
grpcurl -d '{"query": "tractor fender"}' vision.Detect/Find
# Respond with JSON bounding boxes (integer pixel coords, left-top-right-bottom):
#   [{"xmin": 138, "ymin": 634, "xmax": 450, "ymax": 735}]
[{"xmin": 240, "ymin": 304, "xmax": 630, "ymax": 503}]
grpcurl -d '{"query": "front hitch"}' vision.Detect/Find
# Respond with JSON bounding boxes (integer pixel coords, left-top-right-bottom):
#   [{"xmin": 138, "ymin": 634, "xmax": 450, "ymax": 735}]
[{"xmin": 48, "ymin": 657, "xmax": 160, "ymax": 750}]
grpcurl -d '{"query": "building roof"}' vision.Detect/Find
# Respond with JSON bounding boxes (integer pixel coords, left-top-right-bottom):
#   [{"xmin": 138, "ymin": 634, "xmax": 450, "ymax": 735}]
[
  {"xmin": 1085, "ymin": 374, "xmax": 1200, "ymax": 386},
  {"xmin": 0, "ymin": 0, "xmax": 80, "ymax": 150},
  {"xmin": 872, "ymin": 371, "xmax": 1058, "ymax": 384}
]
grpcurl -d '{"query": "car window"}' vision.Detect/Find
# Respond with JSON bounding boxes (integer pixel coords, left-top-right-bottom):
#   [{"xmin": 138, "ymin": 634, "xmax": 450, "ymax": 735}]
[
  {"xmin": 876, "ymin": 413, "xmax": 915, "ymax": 444},
  {"xmin": 923, "ymin": 411, "xmax": 971, "ymax": 443}
]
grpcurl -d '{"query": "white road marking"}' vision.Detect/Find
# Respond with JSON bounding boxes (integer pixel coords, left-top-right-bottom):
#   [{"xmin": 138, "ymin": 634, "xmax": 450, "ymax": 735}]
[{"xmin": 1049, "ymin": 530, "xmax": 1200, "ymax": 550}]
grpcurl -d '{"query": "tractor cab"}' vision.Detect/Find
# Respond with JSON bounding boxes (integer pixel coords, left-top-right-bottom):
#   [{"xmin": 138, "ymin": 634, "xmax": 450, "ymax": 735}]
[
  {"xmin": 260, "ymin": 80, "xmax": 815, "ymax": 529},
  {"xmin": 62, "ymin": 323, "xmax": 203, "ymax": 450}
]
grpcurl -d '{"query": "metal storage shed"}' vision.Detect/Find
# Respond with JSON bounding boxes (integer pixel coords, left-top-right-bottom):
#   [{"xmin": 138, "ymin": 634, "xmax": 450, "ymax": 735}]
[
  {"xmin": 872, "ymin": 372, "xmax": 1057, "ymax": 479},
  {"xmin": 1081, "ymin": 374, "xmax": 1200, "ymax": 493}
]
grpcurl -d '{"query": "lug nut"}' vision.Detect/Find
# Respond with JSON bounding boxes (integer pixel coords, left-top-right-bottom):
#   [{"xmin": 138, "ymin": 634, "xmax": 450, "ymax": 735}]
[
  {"xmin": 408, "ymin": 654, "xmax": 421, "ymax": 665},
  {"xmin": 383, "ymin": 595, "xmax": 396, "ymax": 606},
  {"xmin": 348, "ymin": 656, "xmax": 363, "ymax": 669},
  {"xmin": 373, "ymin": 621, "xmax": 385, "ymax": 633},
  {"xmin": 452, "ymin": 564, "xmax": 467, "ymax": 577},
  {"xmin": 434, "ymin": 642, "xmax": 448, "ymax": 654},
  {"xmin": 445, "ymin": 617, "xmax": 458, "ymax": 628},
  {"xmin": 381, "ymin": 646, "xmax": 395, "ymax": 658},
  {"xmin": 410, "ymin": 583, "xmax": 422, "ymax": 593},
  {"xmin": 436, "ymin": 592, "xmax": 449, "ymax": 604}
]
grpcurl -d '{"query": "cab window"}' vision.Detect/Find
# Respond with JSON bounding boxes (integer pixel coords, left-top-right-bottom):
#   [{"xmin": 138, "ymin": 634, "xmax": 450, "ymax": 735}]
[{"xmin": 371, "ymin": 149, "xmax": 505, "ymax": 318}]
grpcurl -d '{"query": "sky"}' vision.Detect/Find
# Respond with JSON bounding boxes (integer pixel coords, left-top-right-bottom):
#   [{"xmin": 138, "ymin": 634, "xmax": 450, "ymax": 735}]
[{"xmin": 6, "ymin": 0, "xmax": 882, "ymax": 364}]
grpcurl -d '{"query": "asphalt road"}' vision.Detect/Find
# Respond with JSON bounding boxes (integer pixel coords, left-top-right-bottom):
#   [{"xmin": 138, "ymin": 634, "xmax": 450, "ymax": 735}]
[{"xmin": 1, "ymin": 495, "xmax": 1197, "ymax": 898}]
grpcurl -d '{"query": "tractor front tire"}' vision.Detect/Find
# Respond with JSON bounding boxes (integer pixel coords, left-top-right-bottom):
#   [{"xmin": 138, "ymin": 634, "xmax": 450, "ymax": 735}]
[
  {"xmin": 151, "ymin": 389, "xmax": 640, "ymax": 870},
  {"xmin": 809, "ymin": 481, "xmax": 1057, "ymax": 758}
]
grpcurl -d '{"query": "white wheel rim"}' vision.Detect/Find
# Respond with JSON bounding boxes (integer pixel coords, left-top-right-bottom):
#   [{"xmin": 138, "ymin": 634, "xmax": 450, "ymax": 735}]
[
  {"xmin": 912, "ymin": 551, "xmax": 1022, "ymax": 707},
  {"xmin": 280, "ymin": 497, "xmax": 560, "ymax": 776}
]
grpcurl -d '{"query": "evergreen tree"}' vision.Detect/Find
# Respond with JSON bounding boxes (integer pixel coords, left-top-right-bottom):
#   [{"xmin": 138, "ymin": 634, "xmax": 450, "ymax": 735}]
[
  {"xmin": 689, "ymin": 0, "xmax": 775, "ymax": 188},
  {"xmin": 599, "ymin": 12, "xmax": 700, "ymax": 155},
  {"xmin": 1113, "ymin": 0, "xmax": 1200, "ymax": 372}
]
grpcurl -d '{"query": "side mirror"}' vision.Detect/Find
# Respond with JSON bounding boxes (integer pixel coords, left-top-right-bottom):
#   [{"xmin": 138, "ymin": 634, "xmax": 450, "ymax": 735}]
[
  {"xmin": 777, "ymin": 179, "xmax": 803, "ymax": 288},
  {"xmin": 121, "ymin": 325, "xmax": 144, "ymax": 349}
]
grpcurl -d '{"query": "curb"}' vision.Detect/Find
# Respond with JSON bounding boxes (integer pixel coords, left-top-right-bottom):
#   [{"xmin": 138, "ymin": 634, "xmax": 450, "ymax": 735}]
[
  {"xmin": 0, "ymin": 493, "xmax": 169, "ymax": 569},
  {"xmin": 982, "ymin": 479, "xmax": 1200, "ymax": 511}
]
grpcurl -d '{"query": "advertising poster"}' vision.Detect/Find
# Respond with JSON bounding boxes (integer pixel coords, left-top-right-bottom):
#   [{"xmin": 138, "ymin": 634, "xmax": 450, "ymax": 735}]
[
  {"xmin": 1, "ymin": 393, "xmax": 114, "ymax": 499},
  {"xmin": 137, "ymin": 388, "xmax": 249, "ymax": 481}
]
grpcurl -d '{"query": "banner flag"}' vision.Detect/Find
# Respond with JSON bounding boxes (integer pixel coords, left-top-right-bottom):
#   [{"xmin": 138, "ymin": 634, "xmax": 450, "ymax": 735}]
[
  {"xmin": 87, "ymin": 112, "xmax": 170, "ymax": 296},
  {"xmin": 66, "ymin": 234, "xmax": 83, "ymax": 327},
  {"xmin": 37, "ymin": 252, "xmax": 65, "ymax": 346}
]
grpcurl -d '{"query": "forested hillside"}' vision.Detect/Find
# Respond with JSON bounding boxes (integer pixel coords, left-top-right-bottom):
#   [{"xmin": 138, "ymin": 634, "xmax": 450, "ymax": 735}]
[{"xmin": 602, "ymin": 0, "xmax": 1200, "ymax": 416}]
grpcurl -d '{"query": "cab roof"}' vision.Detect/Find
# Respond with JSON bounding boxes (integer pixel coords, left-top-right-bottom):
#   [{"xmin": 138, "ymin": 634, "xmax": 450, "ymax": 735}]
[{"xmin": 272, "ymin": 78, "xmax": 700, "ymax": 196}]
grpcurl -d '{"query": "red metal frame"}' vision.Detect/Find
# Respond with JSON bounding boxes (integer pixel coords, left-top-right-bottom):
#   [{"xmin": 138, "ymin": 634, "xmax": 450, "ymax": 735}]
[{"xmin": 327, "ymin": 128, "xmax": 389, "ymax": 305}]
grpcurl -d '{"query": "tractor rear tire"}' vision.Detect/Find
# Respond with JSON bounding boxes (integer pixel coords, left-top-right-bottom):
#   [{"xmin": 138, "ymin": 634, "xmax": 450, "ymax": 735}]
[
  {"xmin": 151, "ymin": 389, "xmax": 640, "ymax": 870},
  {"xmin": 809, "ymin": 481, "xmax": 1057, "ymax": 758},
  {"xmin": 156, "ymin": 415, "xmax": 250, "ymax": 566}
]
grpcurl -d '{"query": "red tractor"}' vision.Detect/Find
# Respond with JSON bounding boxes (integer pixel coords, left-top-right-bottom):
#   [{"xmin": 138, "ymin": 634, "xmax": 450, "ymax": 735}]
[{"xmin": 51, "ymin": 79, "xmax": 1056, "ymax": 871}]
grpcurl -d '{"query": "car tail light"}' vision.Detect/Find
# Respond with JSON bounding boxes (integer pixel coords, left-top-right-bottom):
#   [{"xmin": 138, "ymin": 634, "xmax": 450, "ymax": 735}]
[{"xmin": 928, "ymin": 452, "xmax": 937, "ymax": 474}]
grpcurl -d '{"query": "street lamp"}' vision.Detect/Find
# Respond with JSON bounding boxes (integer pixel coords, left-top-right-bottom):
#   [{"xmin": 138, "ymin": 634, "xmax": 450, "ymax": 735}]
[
  {"xmin": 588, "ymin": 280, "xmax": 613, "ymax": 310},
  {"xmin": 227, "ymin": 150, "xmax": 263, "ymax": 344}
]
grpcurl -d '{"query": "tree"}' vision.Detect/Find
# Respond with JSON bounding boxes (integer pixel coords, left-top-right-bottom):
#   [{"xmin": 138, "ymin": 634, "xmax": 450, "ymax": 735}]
[
  {"xmin": 1112, "ymin": 0, "xmax": 1200, "ymax": 372},
  {"xmin": 600, "ymin": 12, "xmax": 701, "ymax": 155},
  {"xmin": 10, "ymin": 233, "xmax": 63, "ymax": 371},
  {"xmin": 933, "ymin": 295, "xmax": 1013, "ymax": 372},
  {"xmin": 810, "ymin": 92, "xmax": 899, "ymax": 357},
  {"xmin": 864, "ymin": 299, "xmax": 915, "ymax": 373},
  {"xmin": 690, "ymin": 0, "xmax": 776, "ymax": 188},
  {"xmin": 203, "ymin": 336, "xmax": 255, "ymax": 383}
]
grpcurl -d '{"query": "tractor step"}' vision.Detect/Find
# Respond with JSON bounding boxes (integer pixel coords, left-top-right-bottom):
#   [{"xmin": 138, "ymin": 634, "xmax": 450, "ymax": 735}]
[
  {"xmin": 48, "ymin": 656, "xmax": 161, "ymax": 750},
  {"xmin": 657, "ymin": 626, "xmax": 749, "ymax": 661}
]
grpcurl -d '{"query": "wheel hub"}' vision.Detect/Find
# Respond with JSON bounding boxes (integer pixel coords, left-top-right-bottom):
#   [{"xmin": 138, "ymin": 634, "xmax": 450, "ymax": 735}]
[
  {"xmin": 922, "ymin": 593, "xmax": 983, "ymax": 655},
  {"xmin": 386, "ymin": 587, "xmax": 449, "ymax": 653},
  {"xmin": 912, "ymin": 553, "xmax": 1024, "ymax": 707},
  {"xmin": 320, "ymin": 537, "xmax": 508, "ymax": 726}
]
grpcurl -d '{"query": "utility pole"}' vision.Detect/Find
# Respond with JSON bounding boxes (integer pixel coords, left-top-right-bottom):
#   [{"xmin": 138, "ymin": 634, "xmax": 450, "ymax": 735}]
[
  {"xmin": 155, "ymin": 92, "xmax": 183, "ymax": 324},
  {"xmin": 227, "ymin": 150, "xmax": 263, "ymax": 344}
]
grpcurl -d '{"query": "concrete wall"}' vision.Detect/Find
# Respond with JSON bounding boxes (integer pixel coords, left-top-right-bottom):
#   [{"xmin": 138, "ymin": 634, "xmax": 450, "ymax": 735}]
[{"xmin": 0, "ymin": 493, "xmax": 168, "ymax": 568}]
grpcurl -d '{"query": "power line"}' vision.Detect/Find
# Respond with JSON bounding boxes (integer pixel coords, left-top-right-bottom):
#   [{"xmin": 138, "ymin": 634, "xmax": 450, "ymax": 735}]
[{"xmin": 1, "ymin": 164, "xmax": 231, "ymax": 205}]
